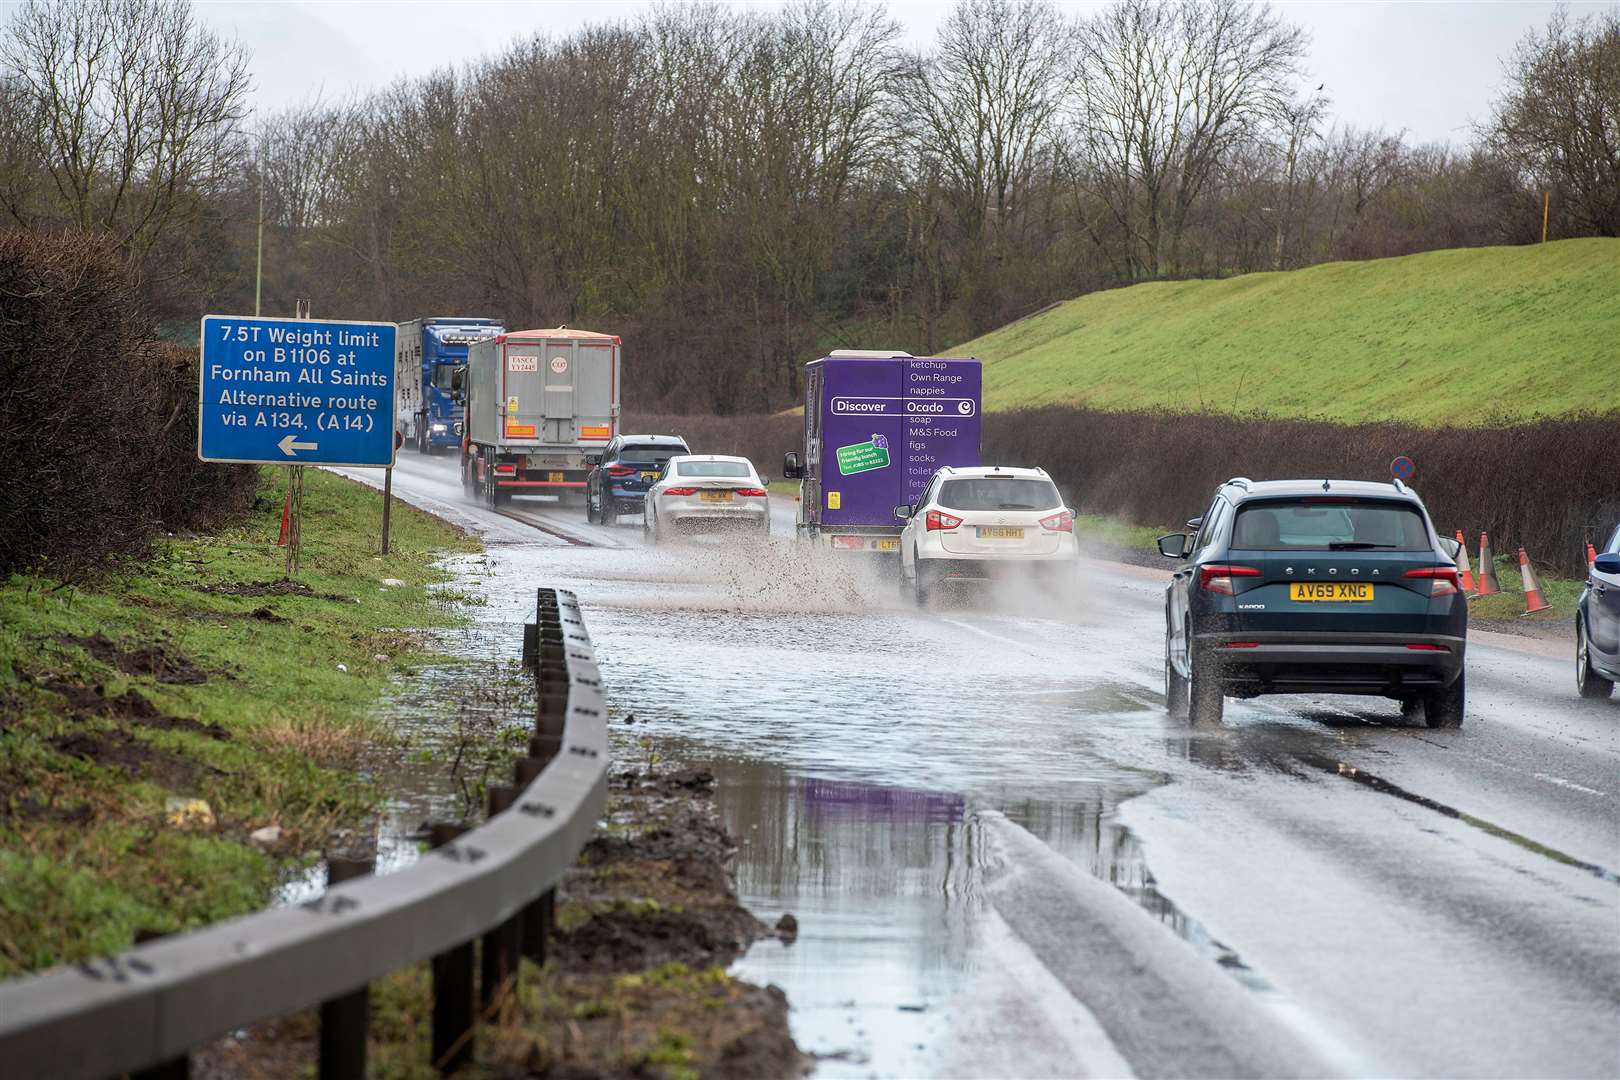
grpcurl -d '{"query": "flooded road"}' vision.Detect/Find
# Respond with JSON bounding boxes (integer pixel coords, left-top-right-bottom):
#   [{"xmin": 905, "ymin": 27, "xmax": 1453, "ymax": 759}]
[{"xmin": 344, "ymin": 455, "xmax": 1620, "ymax": 1079}]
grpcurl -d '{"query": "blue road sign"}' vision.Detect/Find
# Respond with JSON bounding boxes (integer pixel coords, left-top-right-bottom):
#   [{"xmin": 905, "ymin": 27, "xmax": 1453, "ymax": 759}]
[
  {"xmin": 1390, "ymin": 455, "xmax": 1416, "ymax": 481},
  {"xmin": 198, "ymin": 315, "xmax": 397, "ymax": 467}
]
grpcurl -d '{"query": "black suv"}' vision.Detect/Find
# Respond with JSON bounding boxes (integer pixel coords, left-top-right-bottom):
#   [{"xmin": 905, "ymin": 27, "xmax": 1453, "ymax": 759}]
[
  {"xmin": 1159, "ymin": 478, "xmax": 1467, "ymax": 727},
  {"xmin": 584, "ymin": 435, "xmax": 690, "ymax": 524}
]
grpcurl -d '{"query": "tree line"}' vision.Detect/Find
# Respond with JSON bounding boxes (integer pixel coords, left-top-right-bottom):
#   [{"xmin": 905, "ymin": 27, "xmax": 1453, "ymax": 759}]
[{"xmin": 2, "ymin": 0, "xmax": 1616, "ymax": 412}]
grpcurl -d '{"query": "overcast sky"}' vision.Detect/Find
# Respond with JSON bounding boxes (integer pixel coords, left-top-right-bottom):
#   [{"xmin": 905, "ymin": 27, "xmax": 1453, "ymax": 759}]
[{"xmin": 183, "ymin": 1, "xmax": 1620, "ymax": 144}]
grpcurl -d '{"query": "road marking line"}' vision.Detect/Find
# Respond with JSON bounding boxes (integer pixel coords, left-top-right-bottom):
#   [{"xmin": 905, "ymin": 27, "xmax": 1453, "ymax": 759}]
[{"xmin": 1532, "ymin": 772, "xmax": 1607, "ymax": 797}]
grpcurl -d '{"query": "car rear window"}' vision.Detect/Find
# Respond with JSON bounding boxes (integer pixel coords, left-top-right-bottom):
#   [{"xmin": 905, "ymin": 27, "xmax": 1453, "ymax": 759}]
[
  {"xmin": 620, "ymin": 444, "xmax": 683, "ymax": 464},
  {"xmin": 675, "ymin": 460, "xmax": 751, "ymax": 478},
  {"xmin": 938, "ymin": 478, "xmax": 1061, "ymax": 511},
  {"xmin": 1232, "ymin": 499, "xmax": 1430, "ymax": 550}
]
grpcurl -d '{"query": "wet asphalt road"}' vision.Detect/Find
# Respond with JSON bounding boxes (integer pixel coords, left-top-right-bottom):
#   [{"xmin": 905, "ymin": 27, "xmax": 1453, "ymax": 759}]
[{"xmin": 341, "ymin": 455, "xmax": 1620, "ymax": 1079}]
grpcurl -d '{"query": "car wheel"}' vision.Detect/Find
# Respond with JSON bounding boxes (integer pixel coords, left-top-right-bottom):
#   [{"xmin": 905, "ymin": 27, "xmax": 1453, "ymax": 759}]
[
  {"xmin": 1165, "ymin": 636, "xmax": 1189, "ymax": 718},
  {"xmin": 1186, "ymin": 647, "xmax": 1224, "ymax": 726},
  {"xmin": 587, "ymin": 488, "xmax": 602, "ymax": 524},
  {"xmin": 1421, "ymin": 668, "xmax": 1466, "ymax": 728},
  {"xmin": 913, "ymin": 559, "xmax": 933, "ymax": 609},
  {"xmin": 1576, "ymin": 621, "xmax": 1614, "ymax": 699}
]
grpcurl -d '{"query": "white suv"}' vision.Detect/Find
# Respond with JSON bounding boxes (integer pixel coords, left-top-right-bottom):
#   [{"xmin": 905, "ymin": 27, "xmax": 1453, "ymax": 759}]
[{"xmin": 894, "ymin": 466, "xmax": 1079, "ymax": 605}]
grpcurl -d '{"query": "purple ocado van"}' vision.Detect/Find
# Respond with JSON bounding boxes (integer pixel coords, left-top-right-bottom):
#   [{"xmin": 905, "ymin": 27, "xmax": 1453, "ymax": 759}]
[{"xmin": 782, "ymin": 351, "xmax": 982, "ymax": 553}]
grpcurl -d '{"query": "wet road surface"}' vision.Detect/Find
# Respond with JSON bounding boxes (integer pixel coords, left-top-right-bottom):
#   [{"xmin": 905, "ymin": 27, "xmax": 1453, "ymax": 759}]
[{"xmin": 340, "ymin": 454, "xmax": 1620, "ymax": 1079}]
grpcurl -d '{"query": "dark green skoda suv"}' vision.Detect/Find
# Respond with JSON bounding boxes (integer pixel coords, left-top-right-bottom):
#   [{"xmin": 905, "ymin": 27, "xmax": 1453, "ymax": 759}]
[{"xmin": 1160, "ymin": 478, "xmax": 1468, "ymax": 727}]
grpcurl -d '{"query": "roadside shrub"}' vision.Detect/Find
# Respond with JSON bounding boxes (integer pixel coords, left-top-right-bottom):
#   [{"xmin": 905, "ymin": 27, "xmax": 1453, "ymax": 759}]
[
  {"xmin": 984, "ymin": 407, "xmax": 1620, "ymax": 578},
  {"xmin": 0, "ymin": 231, "xmax": 257, "ymax": 577},
  {"xmin": 626, "ymin": 406, "xmax": 1618, "ymax": 576}
]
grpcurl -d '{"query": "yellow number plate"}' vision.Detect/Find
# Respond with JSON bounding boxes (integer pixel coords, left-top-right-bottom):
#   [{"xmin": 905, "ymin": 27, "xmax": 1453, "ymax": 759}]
[
  {"xmin": 978, "ymin": 526, "xmax": 1025, "ymax": 539},
  {"xmin": 699, "ymin": 491, "xmax": 733, "ymax": 503},
  {"xmin": 547, "ymin": 471, "xmax": 565, "ymax": 482},
  {"xmin": 1290, "ymin": 582, "xmax": 1374, "ymax": 602},
  {"xmin": 640, "ymin": 472, "xmax": 658, "ymax": 481},
  {"xmin": 876, "ymin": 538, "xmax": 899, "ymax": 551}
]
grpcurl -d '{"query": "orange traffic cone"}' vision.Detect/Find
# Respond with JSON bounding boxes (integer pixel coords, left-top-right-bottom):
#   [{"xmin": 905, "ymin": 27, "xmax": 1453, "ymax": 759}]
[
  {"xmin": 1453, "ymin": 530, "xmax": 1475, "ymax": 594},
  {"xmin": 1518, "ymin": 548, "xmax": 1551, "ymax": 614},
  {"xmin": 1476, "ymin": 532, "xmax": 1501, "ymax": 595},
  {"xmin": 276, "ymin": 493, "xmax": 291, "ymax": 547},
  {"xmin": 1587, "ymin": 540, "xmax": 1599, "ymax": 570}
]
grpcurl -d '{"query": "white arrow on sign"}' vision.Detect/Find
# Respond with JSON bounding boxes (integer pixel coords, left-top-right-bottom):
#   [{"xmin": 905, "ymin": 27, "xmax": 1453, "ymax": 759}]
[{"xmin": 277, "ymin": 434, "xmax": 319, "ymax": 457}]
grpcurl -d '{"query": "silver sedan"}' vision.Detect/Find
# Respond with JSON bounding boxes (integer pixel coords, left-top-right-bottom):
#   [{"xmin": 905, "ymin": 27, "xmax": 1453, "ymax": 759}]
[{"xmin": 644, "ymin": 455, "xmax": 770, "ymax": 543}]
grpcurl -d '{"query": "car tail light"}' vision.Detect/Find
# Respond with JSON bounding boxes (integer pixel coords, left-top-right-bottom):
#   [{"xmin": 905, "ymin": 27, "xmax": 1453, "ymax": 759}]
[
  {"xmin": 493, "ymin": 463, "xmax": 517, "ymax": 475},
  {"xmin": 1039, "ymin": 510, "xmax": 1074, "ymax": 533},
  {"xmin": 832, "ymin": 536, "xmax": 866, "ymax": 550},
  {"xmin": 606, "ymin": 464, "xmax": 637, "ymax": 477},
  {"xmin": 1224, "ymin": 641, "xmax": 1260, "ymax": 648},
  {"xmin": 1199, "ymin": 564, "xmax": 1261, "ymax": 595},
  {"xmin": 926, "ymin": 510, "xmax": 962, "ymax": 531},
  {"xmin": 1406, "ymin": 643, "xmax": 1451, "ymax": 651},
  {"xmin": 663, "ymin": 486, "xmax": 696, "ymax": 496},
  {"xmin": 736, "ymin": 488, "xmax": 768, "ymax": 497},
  {"xmin": 1404, "ymin": 565, "xmax": 1461, "ymax": 597}
]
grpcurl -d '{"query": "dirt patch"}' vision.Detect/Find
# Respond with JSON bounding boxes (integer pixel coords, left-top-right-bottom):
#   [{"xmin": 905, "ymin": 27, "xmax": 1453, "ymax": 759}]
[
  {"xmin": 550, "ymin": 768, "xmax": 769, "ymax": 975},
  {"xmin": 194, "ymin": 580, "xmax": 351, "ymax": 602},
  {"xmin": 49, "ymin": 728, "xmax": 200, "ymax": 790},
  {"xmin": 0, "ymin": 770, "xmax": 93, "ymax": 824},
  {"xmin": 27, "ymin": 673, "xmax": 230, "ymax": 740},
  {"xmin": 1470, "ymin": 615, "xmax": 1575, "ymax": 644},
  {"xmin": 59, "ymin": 632, "xmax": 212, "ymax": 684}
]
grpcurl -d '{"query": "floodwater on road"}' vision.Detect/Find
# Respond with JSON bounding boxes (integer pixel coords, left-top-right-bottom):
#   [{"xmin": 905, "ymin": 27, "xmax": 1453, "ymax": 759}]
[{"xmin": 346, "ymin": 456, "xmax": 1620, "ymax": 1079}]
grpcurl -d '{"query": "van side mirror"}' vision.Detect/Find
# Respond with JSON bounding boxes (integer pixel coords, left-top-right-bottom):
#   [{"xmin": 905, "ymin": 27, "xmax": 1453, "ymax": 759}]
[
  {"xmin": 893, "ymin": 505, "xmax": 913, "ymax": 521},
  {"xmin": 1595, "ymin": 553, "xmax": 1620, "ymax": 575},
  {"xmin": 1158, "ymin": 533, "xmax": 1190, "ymax": 559},
  {"xmin": 782, "ymin": 452, "xmax": 803, "ymax": 480}
]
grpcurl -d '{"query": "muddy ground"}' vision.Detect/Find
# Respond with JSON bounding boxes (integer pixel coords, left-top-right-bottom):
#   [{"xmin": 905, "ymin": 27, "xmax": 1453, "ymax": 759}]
[{"xmin": 196, "ymin": 766, "xmax": 806, "ymax": 1080}]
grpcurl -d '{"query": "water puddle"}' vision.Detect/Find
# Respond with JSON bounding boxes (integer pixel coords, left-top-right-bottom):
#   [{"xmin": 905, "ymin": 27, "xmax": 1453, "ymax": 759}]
[{"xmin": 274, "ymin": 552, "xmax": 539, "ymax": 906}]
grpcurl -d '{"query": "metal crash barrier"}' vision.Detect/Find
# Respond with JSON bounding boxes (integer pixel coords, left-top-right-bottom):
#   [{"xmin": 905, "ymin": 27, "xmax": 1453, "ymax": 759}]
[{"xmin": 0, "ymin": 588, "xmax": 605, "ymax": 1079}]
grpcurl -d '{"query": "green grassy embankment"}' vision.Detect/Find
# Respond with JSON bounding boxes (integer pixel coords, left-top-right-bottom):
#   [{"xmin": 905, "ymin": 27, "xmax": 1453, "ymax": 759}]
[
  {"xmin": 0, "ymin": 469, "xmax": 478, "ymax": 977},
  {"xmin": 958, "ymin": 238, "xmax": 1619, "ymax": 425}
]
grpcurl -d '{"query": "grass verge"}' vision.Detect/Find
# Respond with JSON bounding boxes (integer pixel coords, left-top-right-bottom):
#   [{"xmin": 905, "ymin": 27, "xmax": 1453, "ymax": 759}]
[{"xmin": 0, "ymin": 468, "xmax": 477, "ymax": 977}]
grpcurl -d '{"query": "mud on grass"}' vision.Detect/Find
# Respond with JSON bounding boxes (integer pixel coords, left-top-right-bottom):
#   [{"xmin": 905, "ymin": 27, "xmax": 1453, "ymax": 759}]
[
  {"xmin": 0, "ymin": 469, "xmax": 478, "ymax": 977},
  {"xmin": 194, "ymin": 767, "xmax": 806, "ymax": 1080}
]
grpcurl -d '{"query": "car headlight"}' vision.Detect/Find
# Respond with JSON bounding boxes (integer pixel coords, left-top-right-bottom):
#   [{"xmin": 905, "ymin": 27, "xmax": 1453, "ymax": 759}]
[{"xmin": 431, "ymin": 423, "xmax": 447, "ymax": 433}]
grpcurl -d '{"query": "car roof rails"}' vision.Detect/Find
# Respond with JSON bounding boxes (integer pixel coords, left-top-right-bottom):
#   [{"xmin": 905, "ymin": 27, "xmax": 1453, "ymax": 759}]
[
  {"xmin": 1224, "ymin": 477, "xmax": 1252, "ymax": 490},
  {"xmin": 1391, "ymin": 478, "xmax": 1406, "ymax": 493}
]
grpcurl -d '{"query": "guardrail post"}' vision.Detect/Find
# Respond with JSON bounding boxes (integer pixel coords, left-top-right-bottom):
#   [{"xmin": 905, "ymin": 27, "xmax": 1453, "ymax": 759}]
[
  {"xmin": 430, "ymin": 822, "xmax": 475, "ymax": 1074},
  {"xmin": 479, "ymin": 786, "xmax": 521, "ymax": 1014},
  {"xmin": 319, "ymin": 855, "xmax": 375, "ymax": 1080},
  {"xmin": 130, "ymin": 929, "xmax": 188, "ymax": 1080}
]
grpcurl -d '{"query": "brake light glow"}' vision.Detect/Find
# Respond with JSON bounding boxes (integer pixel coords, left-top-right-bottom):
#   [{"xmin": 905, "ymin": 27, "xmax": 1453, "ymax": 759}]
[
  {"xmin": 605, "ymin": 464, "xmax": 637, "ymax": 477},
  {"xmin": 1404, "ymin": 565, "xmax": 1461, "ymax": 598},
  {"xmin": 663, "ymin": 486, "xmax": 696, "ymax": 496},
  {"xmin": 1199, "ymin": 564, "xmax": 1261, "ymax": 595},
  {"xmin": 1405, "ymin": 643, "xmax": 1451, "ymax": 651},
  {"xmin": 493, "ymin": 463, "xmax": 517, "ymax": 475},
  {"xmin": 926, "ymin": 510, "xmax": 963, "ymax": 531},
  {"xmin": 736, "ymin": 488, "xmax": 768, "ymax": 497},
  {"xmin": 1039, "ymin": 510, "xmax": 1075, "ymax": 533}
]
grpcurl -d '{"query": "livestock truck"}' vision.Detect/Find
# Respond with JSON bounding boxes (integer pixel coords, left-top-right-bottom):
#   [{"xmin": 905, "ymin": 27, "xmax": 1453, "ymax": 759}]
[
  {"xmin": 461, "ymin": 327, "xmax": 621, "ymax": 506},
  {"xmin": 395, "ymin": 317, "xmax": 504, "ymax": 454},
  {"xmin": 782, "ymin": 350, "xmax": 982, "ymax": 552}
]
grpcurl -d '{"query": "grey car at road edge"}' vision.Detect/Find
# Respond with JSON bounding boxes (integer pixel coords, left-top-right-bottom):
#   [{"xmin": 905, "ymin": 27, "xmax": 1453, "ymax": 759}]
[{"xmin": 1576, "ymin": 523, "xmax": 1620, "ymax": 698}]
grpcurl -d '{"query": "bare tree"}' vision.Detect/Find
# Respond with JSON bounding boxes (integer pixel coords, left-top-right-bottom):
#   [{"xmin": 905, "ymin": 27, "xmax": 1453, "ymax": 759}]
[
  {"xmin": 1482, "ymin": 7, "xmax": 1620, "ymax": 236},
  {"xmin": 1067, "ymin": 0, "xmax": 1306, "ymax": 277},
  {"xmin": 0, "ymin": 0, "xmax": 252, "ymax": 265}
]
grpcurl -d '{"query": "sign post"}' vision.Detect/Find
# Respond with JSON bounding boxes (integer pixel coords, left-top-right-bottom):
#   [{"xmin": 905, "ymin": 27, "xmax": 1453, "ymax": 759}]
[{"xmin": 198, "ymin": 312, "xmax": 397, "ymax": 575}]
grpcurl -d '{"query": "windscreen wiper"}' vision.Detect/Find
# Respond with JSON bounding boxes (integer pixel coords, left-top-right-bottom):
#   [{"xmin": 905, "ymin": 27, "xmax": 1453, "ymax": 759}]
[{"xmin": 1328, "ymin": 541, "xmax": 1398, "ymax": 549}]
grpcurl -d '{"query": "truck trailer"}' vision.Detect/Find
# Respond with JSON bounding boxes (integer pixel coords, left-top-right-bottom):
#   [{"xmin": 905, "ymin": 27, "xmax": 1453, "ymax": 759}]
[
  {"xmin": 461, "ymin": 327, "xmax": 621, "ymax": 506},
  {"xmin": 395, "ymin": 317, "xmax": 504, "ymax": 454},
  {"xmin": 783, "ymin": 351, "xmax": 982, "ymax": 552}
]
